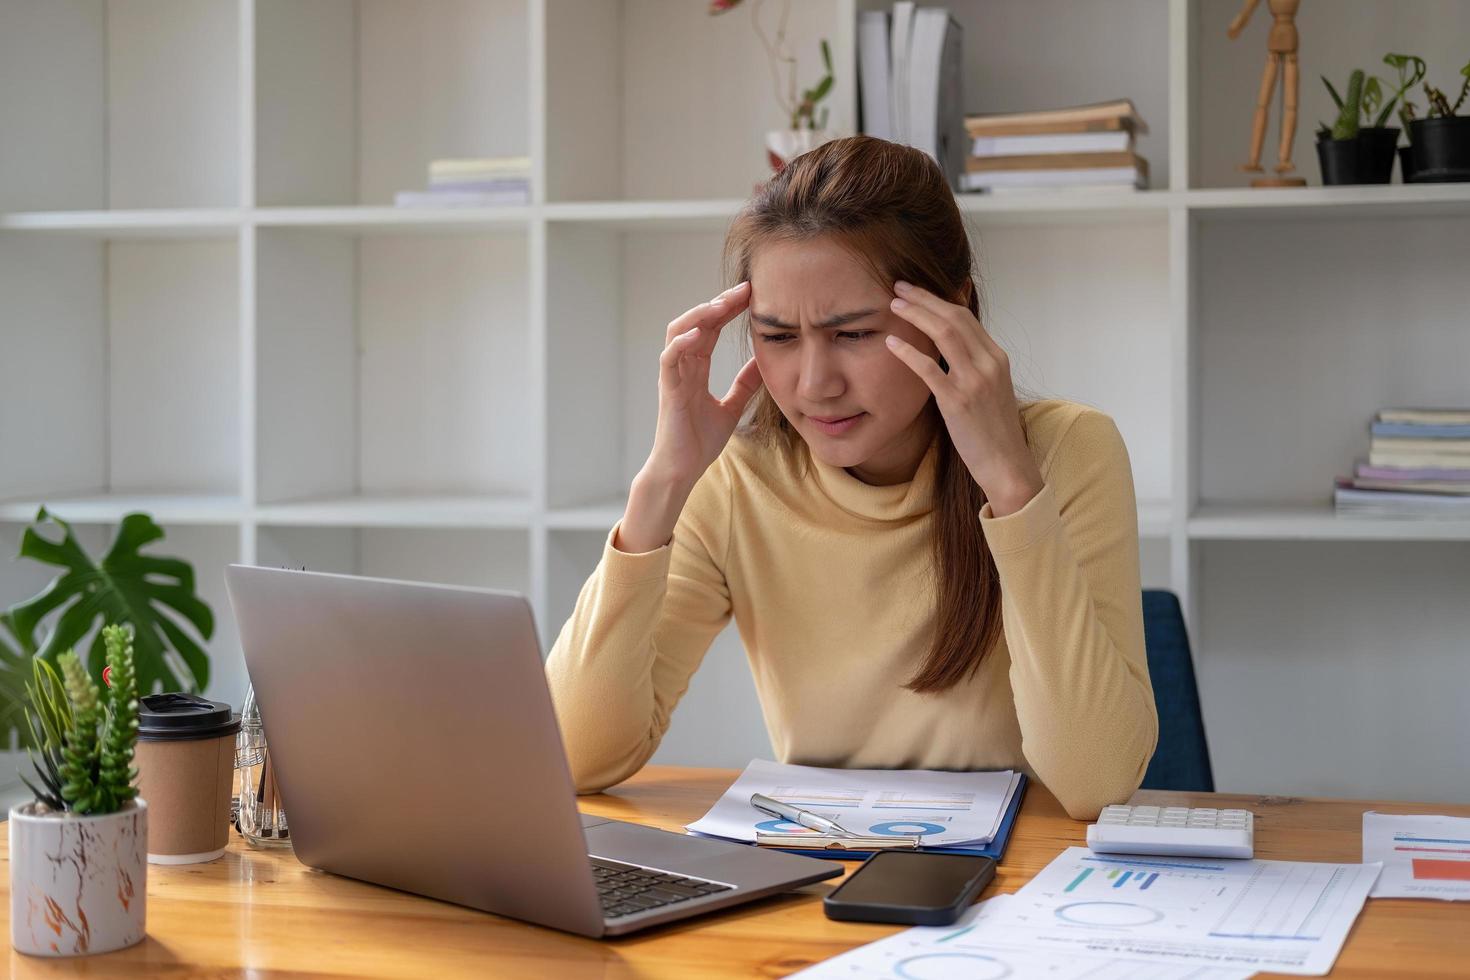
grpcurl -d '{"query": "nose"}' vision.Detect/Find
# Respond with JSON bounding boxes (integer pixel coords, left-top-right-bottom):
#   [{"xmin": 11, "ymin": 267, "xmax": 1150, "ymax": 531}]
[{"xmin": 796, "ymin": 338, "xmax": 846, "ymax": 402}]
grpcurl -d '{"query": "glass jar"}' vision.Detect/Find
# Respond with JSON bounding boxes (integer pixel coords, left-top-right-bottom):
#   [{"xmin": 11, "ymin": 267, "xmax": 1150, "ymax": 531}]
[{"xmin": 234, "ymin": 683, "xmax": 290, "ymax": 848}]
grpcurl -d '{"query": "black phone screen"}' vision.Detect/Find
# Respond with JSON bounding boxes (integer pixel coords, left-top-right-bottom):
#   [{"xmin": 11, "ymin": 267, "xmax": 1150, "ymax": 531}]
[{"xmin": 829, "ymin": 851, "xmax": 995, "ymax": 908}]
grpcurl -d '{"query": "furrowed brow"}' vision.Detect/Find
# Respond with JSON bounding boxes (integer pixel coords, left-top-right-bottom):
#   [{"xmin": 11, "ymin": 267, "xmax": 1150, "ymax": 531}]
[{"xmin": 750, "ymin": 309, "xmax": 881, "ymax": 330}]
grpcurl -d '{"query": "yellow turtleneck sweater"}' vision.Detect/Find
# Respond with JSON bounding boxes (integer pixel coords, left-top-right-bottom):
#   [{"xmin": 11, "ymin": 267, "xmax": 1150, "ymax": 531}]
[{"xmin": 545, "ymin": 399, "xmax": 1157, "ymax": 820}]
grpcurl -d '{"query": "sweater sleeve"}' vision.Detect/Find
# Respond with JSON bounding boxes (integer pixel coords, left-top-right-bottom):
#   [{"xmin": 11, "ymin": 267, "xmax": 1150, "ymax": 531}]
[
  {"xmin": 544, "ymin": 460, "xmax": 733, "ymax": 794},
  {"xmin": 978, "ymin": 409, "xmax": 1158, "ymax": 820}
]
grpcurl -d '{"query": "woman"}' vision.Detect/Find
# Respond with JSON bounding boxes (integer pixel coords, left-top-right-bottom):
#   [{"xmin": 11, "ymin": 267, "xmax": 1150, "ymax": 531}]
[{"xmin": 545, "ymin": 136, "xmax": 1156, "ymax": 820}]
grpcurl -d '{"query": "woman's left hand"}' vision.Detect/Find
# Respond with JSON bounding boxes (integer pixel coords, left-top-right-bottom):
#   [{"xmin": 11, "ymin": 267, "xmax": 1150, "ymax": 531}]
[{"xmin": 884, "ymin": 280, "xmax": 1044, "ymax": 517}]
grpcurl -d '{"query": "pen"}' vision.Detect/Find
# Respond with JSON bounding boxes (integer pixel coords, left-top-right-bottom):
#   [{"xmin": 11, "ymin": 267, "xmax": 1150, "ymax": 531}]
[{"xmin": 750, "ymin": 792, "xmax": 859, "ymax": 837}]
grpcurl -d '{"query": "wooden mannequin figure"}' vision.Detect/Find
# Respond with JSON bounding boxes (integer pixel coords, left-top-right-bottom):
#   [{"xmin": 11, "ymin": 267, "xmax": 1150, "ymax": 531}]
[{"xmin": 1227, "ymin": 0, "xmax": 1308, "ymax": 187}]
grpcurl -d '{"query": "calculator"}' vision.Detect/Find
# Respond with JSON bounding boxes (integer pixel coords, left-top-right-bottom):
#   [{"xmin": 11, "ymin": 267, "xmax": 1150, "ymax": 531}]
[{"xmin": 1086, "ymin": 805, "xmax": 1255, "ymax": 859}]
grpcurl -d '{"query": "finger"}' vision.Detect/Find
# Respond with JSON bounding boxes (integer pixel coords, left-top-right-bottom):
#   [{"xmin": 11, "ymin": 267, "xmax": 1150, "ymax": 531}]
[
  {"xmin": 889, "ymin": 294, "xmax": 984, "ymax": 374},
  {"xmin": 689, "ymin": 281, "xmax": 752, "ymax": 359},
  {"xmin": 894, "ymin": 280, "xmax": 1006, "ymax": 360},
  {"xmin": 664, "ymin": 281, "xmax": 750, "ymax": 348},
  {"xmin": 883, "ymin": 335, "xmax": 948, "ymax": 392},
  {"xmin": 659, "ymin": 326, "xmax": 701, "ymax": 392},
  {"xmin": 719, "ymin": 356, "xmax": 764, "ymax": 413}
]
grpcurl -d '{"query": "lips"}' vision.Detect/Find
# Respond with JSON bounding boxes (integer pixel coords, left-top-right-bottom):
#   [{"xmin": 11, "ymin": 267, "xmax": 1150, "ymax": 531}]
[{"xmin": 809, "ymin": 414, "xmax": 861, "ymax": 423}]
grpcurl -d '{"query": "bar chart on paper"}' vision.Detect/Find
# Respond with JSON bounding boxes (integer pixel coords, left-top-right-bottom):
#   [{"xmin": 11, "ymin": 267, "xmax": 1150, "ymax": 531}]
[
  {"xmin": 988, "ymin": 847, "xmax": 1381, "ymax": 975},
  {"xmin": 1363, "ymin": 812, "xmax": 1470, "ymax": 899}
]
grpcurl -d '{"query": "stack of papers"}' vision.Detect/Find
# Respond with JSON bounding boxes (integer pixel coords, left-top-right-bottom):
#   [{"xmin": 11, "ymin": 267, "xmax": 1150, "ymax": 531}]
[
  {"xmin": 1364, "ymin": 811, "xmax": 1470, "ymax": 900},
  {"xmin": 686, "ymin": 759, "xmax": 1022, "ymax": 849},
  {"xmin": 802, "ymin": 846, "xmax": 1383, "ymax": 978},
  {"xmin": 796, "ymin": 894, "xmax": 1256, "ymax": 979}
]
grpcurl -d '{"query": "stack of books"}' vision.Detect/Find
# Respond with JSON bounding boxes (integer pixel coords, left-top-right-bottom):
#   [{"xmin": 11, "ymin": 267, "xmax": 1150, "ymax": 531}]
[
  {"xmin": 857, "ymin": 3, "xmax": 966, "ymax": 187},
  {"xmin": 393, "ymin": 156, "xmax": 531, "ymax": 207},
  {"xmin": 1334, "ymin": 408, "xmax": 1470, "ymax": 518},
  {"xmin": 959, "ymin": 99, "xmax": 1150, "ymax": 194}
]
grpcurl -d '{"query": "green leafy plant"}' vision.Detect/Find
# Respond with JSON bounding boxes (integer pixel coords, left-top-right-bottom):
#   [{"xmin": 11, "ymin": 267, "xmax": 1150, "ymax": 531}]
[
  {"xmin": 709, "ymin": 0, "xmax": 834, "ymax": 130},
  {"xmin": 1382, "ymin": 53, "xmax": 1428, "ymax": 137},
  {"xmin": 22, "ymin": 625, "xmax": 141, "ymax": 815},
  {"xmin": 1, "ymin": 507, "xmax": 213, "ymax": 751},
  {"xmin": 1423, "ymin": 59, "xmax": 1470, "ymax": 118}
]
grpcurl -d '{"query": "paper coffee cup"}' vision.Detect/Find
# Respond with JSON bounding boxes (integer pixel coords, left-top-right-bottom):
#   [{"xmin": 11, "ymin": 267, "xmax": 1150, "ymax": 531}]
[{"xmin": 134, "ymin": 693, "xmax": 242, "ymax": 864}]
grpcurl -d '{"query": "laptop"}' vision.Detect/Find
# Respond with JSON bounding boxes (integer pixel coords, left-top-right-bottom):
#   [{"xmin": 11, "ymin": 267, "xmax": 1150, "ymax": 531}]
[{"xmin": 223, "ymin": 564, "xmax": 842, "ymax": 937}]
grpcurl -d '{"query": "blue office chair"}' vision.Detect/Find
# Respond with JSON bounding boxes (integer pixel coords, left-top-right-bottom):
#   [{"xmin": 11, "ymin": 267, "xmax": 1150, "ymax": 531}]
[{"xmin": 1139, "ymin": 590, "xmax": 1214, "ymax": 792}]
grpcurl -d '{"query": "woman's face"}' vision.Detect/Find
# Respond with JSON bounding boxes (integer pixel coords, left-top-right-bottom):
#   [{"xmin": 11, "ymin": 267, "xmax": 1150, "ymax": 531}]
[{"xmin": 748, "ymin": 236, "xmax": 943, "ymax": 486}]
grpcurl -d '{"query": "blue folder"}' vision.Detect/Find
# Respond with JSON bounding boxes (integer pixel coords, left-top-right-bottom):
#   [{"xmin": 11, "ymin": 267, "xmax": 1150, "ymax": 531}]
[{"xmin": 760, "ymin": 773, "xmax": 1028, "ymax": 862}]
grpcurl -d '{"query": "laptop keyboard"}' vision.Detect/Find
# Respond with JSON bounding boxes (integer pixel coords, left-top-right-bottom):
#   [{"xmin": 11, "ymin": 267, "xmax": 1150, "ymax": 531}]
[{"xmin": 591, "ymin": 857, "xmax": 734, "ymax": 919}]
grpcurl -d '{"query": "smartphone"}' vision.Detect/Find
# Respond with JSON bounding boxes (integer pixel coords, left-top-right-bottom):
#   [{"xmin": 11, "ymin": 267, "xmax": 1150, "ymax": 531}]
[{"xmin": 822, "ymin": 851, "xmax": 996, "ymax": 926}]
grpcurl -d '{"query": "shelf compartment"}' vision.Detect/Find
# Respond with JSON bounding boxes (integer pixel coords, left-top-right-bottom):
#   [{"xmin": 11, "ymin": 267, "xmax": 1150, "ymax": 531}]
[
  {"xmin": 0, "ymin": 234, "xmax": 240, "ymax": 503},
  {"xmin": 255, "ymin": 0, "xmax": 530, "ymax": 207},
  {"xmin": 545, "ymin": 0, "xmax": 849, "ymax": 202},
  {"xmin": 0, "ymin": 0, "xmax": 239, "ymax": 212},
  {"xmin": 1191, "ymin": 0, "xmax": 1470, "ymax": 189},
  {"xmin": 1195, "ymin": 539, "xmax": 1470, "ymax": 798},
  {"xmin": 255, "ymin": 227, "xmax": 532, "ymax": 506},
  {"xmin": 1195, "ymin": 216, "xmax": 1470, "ymax": 507}
]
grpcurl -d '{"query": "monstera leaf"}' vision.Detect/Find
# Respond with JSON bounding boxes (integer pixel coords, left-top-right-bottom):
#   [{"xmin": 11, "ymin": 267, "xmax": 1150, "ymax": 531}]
[{"xmin": 0, "ymin": 507, "xmax": 213, "ymax": 748}]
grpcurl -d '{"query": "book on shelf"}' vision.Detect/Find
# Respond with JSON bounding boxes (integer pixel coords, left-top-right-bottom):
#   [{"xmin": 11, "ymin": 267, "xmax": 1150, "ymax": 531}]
[
  {"xmin": 859, "ymin": 4, "xmax": 966, "ymax": 188},
  {"xmin": 428, "ymin": 156, "xmax": 531, "ymax": 178},
  {"xmin": 971, "ymin": 130, "xmax": 1134, "ymax": 157},
  {"xmin": 965, "ymin": 150, "xmax": 1145, "ymax": 173},
  {"xmin": 959, "ymin": 99, "xmax": 1149, "ymax": 192},
  {"xmin": 959, "ymin": 157, "xmax": 1147, "ymax": 192},
  {"xmin": 393, "ymin": 189, "xmax": 529, "ymax": 207},
  {"xmin": 1335, "ymin": 407, "xmax": 1470, "ymax": 517},
  {"xmin": 1334, "ymin": 480, "xmax": 1470, "ymax": 516},
  {"xmin": 964, "ymin": 98, "xmax": 1149, "ymax": 137},
  {"xmin": 1370, "ymin": 435, "xmax": 1470, "ymax": 456},
  {"xmin": 1357, "ymin": 460, "xmax": 1470, "ymax": 482},
  {"xmin": 1368, "ymin": 451, "xmax": 1470, "ymax": 471},
  {"xmin": 1376, "ymin": 407, "xmax": 1470, "ymax": 425},
  {"xmin": 395, "ymin": 156, "xmax": 532, "ymax": 208}
]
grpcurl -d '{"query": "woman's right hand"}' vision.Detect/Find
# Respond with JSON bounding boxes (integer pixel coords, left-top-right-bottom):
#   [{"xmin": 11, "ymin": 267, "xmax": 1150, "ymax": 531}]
[
  {"xmin": 643, "ymin": 280, "xmax": 765, "ymax": 489},
  {"xmin": 614, "ymin": 282, "xmax": 763, "ymax": 554}
]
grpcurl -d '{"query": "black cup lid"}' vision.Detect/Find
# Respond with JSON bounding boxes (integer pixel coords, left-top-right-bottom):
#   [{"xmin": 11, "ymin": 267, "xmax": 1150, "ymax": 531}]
[{"xmin": 137, "ymin": 693, "xmax": 241, "ymax": 740}]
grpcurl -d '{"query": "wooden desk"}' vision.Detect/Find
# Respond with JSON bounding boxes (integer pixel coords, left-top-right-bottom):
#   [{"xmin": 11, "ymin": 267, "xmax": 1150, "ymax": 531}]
[{"xmin": 2, "ymin": 767, "xmax": 1467, "ymax": 977}]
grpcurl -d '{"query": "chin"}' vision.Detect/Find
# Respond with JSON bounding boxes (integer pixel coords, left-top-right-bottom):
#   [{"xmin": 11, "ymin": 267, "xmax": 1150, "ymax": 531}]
[{"xmin": 802, "ymin": 434, "xmax": 873, "ymax": 469}]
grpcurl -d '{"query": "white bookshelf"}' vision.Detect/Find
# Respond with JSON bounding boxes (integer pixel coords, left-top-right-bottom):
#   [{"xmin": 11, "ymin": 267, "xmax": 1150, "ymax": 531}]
[{"xmin": 2, "ymin": 0, "xmax": 1468, "ymax": 802}]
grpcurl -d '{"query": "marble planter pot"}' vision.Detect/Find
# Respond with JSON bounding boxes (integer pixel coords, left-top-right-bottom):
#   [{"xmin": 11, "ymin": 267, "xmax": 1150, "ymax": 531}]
[{"xmin": 8, "ymin": 799, "xmax": 147, "ymax": 957}]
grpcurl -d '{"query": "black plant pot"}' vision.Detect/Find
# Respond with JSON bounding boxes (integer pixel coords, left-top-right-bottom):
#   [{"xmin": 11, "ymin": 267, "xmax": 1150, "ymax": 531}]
[
  {"xmin": 1399, "ymin": 145, "xmax": 1416, "ymax": 183},
  {"xmin": 1408, "ymin": 117, "xmax": 1470, "ymax": 182},
  {"xmin": 1316, "ymin": 127, "xmax": 1400, "ymax": 184}
]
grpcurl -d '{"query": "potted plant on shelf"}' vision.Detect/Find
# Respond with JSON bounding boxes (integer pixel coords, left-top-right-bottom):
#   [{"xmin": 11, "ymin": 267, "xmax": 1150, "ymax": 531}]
[
  {"xmin": 707, "ymin": 0, "xmax": 836, "ymax": 175},
  {"xmin": 10, "ymin": 625, "xmax": 147, "ymax": 957},
  {"xmin": 1315, "ymin": 65, "xmax": 1410, "ymax": 185},
  {"xmin": 1400, "ymin": 56, "xmax": 1470, "ymax": 182},
  {"xmin": 1378, "ymin": 53, "xmax": 1429, "ymax": 181}
]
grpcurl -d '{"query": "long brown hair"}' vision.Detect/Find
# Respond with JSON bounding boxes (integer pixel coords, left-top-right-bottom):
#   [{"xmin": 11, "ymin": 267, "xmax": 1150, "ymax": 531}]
[{"xmin": 723, "ymin": 135, "xmax": 1017, "ymax": 695}]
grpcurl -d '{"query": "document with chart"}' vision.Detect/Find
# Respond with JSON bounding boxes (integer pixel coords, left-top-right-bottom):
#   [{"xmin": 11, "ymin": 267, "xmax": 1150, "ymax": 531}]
[
  {"xmin": 686, "ymin": 759, "xmax": 1021, "ymax": 847},
  {"xmin": 984, "ymin": 847, "xmax": 1381, "ymax": 976},
  {"xmin": 794, "ymin": 894, "xmax": 1256, "ymax": 980},
  {"xmin": 1363, "ymin": 811, "xmax": 1470, "ymax": 900}
]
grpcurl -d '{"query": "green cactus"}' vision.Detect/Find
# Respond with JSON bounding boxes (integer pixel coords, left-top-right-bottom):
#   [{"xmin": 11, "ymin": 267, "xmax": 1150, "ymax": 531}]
[
  {"xmin": 58, "ymin": 651, "xmax": 104, "ymax": 813},
  {"xmin": 98, "ymin": 626, "xmax": 141, "ymax": 811},
  {"xmin": 21, "ymin": 625, "xmax": 141, "ymax": 815},
  {"xmin": 1332, "ymin": 70, "xmax": 1364, "ymax": 139}
]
